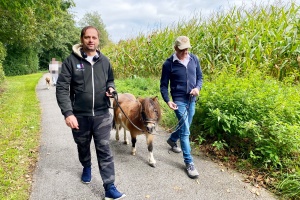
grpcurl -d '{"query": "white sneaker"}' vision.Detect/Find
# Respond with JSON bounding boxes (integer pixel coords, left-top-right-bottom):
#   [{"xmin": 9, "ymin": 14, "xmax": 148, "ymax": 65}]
[
  {"xmin": 167, "ymin": 138, "xmax": 182, "ymax": 153},
  {"xmin": 186, "ymin": 163, "xmax": 199, "ymax": 179}
]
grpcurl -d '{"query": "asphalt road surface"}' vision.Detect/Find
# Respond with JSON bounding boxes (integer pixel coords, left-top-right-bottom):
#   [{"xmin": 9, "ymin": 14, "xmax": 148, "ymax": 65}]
[{"xmin": 30, "ymin": 73, "xmax": 277, "ymax": 200}]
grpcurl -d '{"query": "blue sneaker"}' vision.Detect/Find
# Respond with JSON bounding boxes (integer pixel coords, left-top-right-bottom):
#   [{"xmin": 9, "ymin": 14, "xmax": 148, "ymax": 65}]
[
  {"xmin": 104, "ymin": 184, "xmax": 126, "ymax": 200},
  {"xmin": 81, "ymin": 166, "xmax": 91, "ymax": 184}
]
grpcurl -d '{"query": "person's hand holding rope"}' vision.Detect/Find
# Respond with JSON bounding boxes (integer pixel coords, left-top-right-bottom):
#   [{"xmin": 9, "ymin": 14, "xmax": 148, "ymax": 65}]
[
  {"xmin": 190, "ymin": 88, "xmax": 199, "ymax": 97},
  {"xmin": 167, "ymin": 101, "xmax": 178, "ymax": 110},
  {"xmin": 106, "ymin": 87, "xmax": 116, "ymax": 98}
]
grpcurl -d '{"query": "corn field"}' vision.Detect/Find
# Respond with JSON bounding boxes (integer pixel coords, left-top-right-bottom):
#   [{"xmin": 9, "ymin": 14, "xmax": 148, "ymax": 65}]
[{"xmin": 103, "ymin": 1, "xmax": 300, "ymax": 82}]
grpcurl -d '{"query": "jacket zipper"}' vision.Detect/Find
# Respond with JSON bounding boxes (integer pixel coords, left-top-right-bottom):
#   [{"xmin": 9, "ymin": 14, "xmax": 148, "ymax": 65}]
[
  {"xmin": 186, "ymin": 64, "xmax": 189, "ymax": 93},
  {"xmin": 92, "ymin": 65, "xmax": 95, "ymax": 116}
]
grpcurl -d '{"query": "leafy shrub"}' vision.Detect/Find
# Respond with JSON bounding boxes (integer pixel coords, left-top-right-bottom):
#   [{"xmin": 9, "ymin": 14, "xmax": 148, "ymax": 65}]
[
  {"xmin": 193, "ymin": 70, "xmax": 300, "ymax": 170},
  {"xmin": 0, "ymin": 42, "xmax": 6, "ymax": 84},
  {"xmin": 3, "ymin": 45, "xmax": 39, "ymax": 76},
  {"xmin": 115, "ymin": 76, "xmax": 300, "ymax": 198}
]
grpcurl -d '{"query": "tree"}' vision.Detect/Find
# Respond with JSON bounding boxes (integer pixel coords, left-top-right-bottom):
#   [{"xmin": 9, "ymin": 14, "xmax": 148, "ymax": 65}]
[
  {"xmin": 0, "ymin": 0, "xmax": 75, "ymax": 48},
  {"xmin": 38, "ymin": 10, "xmax": 80, "ymax": 69},
  {"xmin": 0, "ymin": 0, "xmax": 78, "ymax": 75},
  {"xmin": 78, "ymin": 11, "xmax": 111, "ymax": 48}
]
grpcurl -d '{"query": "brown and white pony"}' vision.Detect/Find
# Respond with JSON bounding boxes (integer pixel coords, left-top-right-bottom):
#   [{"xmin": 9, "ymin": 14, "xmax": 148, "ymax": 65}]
[{"xmin": 113, "ymin": 93, "xmax": 161, "ymax": 167}]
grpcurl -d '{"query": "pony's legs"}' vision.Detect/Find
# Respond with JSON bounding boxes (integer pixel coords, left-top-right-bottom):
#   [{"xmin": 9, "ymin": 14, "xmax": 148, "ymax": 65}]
[
  {"xmin": 131, "ymin": 136, "xmax": 137, "ymax": 155},
  {"xmin": 123, "ymin": 128, "xmax": 129, "ymax": 144},
  {"xmin": 115, "ymin": 123, "xmax": 129, "ymax": 144},
  {"xmin": 146, "ymin": 134, "xmax": 156, "ymax": 167},
  {"xmin": 115, "ymin": 124, "xmax": 120, "ymax": 141}
]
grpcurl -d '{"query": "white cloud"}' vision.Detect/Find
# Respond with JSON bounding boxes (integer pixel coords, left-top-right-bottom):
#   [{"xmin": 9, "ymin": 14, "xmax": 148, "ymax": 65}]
[{"xmin": 70, "ymin": 0, "xmax": 300, "ymax": 43}]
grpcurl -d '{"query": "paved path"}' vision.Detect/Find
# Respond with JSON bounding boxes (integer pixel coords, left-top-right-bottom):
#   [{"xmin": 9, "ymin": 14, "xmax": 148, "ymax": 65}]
[{"xmin": 30, "ymin": 73, "xmax": 277, "ymax": 200}]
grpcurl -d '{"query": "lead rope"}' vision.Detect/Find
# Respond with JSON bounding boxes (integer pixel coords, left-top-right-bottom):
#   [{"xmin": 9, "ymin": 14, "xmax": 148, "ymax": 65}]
[
  {"xmin": 154, "ymin": 95, "xmax": 193, "ymax": 135},
  {"xmin": 109, "ymin": 91, "xmax": 192, "ymax": 136},
  {"xmin": 110, "ymin": 91, "xmax": 144, "ymax": 132}
]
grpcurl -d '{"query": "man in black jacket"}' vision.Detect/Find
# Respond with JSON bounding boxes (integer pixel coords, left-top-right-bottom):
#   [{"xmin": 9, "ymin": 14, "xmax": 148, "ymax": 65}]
[{"xmin": 56, "ymin": 26, "xmax": 125, "ymax": 200}]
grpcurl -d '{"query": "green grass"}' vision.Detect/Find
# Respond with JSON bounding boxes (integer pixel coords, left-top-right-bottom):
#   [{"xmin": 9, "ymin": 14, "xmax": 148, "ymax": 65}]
[
  {"xmin": 0, "ymin": 73, "xmax": 42, "ymax": 200},
  {"xmin": 277, "ymin": 173, "xmax": 300, "ymax": 199}
]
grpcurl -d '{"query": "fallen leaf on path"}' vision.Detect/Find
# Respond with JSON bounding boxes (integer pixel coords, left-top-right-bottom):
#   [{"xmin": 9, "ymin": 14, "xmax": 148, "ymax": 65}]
[{"xmin": 173, "ymin": 186, "xmax": 182, "ymax": 191}]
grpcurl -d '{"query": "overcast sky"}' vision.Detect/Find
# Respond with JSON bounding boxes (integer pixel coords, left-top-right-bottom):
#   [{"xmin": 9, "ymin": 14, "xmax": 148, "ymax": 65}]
[{"xmin": 70, "ymin": 0, "xmax": 299, "ymax": 43}]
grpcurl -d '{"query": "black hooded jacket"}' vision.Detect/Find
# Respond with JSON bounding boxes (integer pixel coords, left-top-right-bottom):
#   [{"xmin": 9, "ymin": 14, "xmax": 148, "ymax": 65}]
[{"xmin": 56, "ymin": 44, "xmax": 115, "ymax": 118}]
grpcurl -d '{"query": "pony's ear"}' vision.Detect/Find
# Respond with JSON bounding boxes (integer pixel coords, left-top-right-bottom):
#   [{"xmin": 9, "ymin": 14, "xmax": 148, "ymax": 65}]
[
  {"xmin": 137, "ymin": 97, "xmax": 143, "ymax": 103},
  {"xmin": 152, "ymin": 96, "xmax": 158, "ymax": 102}
]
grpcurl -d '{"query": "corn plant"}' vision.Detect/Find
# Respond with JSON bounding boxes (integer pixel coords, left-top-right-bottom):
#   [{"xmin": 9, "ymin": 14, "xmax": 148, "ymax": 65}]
[{"xmin": 103, "ymin": 2, "xmax": 300, "ymax": 82}]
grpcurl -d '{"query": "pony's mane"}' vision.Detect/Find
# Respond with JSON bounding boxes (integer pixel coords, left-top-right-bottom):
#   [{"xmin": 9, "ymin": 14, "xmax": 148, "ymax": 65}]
[{"xmin": 141, "ymin": 97, "xmax": 161, "ymax": 122}]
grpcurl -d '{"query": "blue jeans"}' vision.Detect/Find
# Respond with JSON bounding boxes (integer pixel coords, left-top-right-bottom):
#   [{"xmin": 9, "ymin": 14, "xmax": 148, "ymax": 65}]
[{"xmin": 169, "ymin": 99, "xmax": 195, "ymax": 164}]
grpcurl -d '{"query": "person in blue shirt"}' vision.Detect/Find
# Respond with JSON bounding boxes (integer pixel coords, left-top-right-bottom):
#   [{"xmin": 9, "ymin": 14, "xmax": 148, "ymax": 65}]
[{"xmin": 160, "ymin": 36, "xmax": 203, "ymax": 179}]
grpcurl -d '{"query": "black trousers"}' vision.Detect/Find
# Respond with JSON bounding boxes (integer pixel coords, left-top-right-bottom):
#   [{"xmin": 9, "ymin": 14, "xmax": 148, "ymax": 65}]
[{"xmin": 72, "ymin": 112, "xmax": 115, "ymax": 187}]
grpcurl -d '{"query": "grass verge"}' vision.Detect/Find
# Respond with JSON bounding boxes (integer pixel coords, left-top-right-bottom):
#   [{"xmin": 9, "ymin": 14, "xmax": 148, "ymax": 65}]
[{"xmin": 0, "ymin": 73, "xmax": 42, "ymax": 200}]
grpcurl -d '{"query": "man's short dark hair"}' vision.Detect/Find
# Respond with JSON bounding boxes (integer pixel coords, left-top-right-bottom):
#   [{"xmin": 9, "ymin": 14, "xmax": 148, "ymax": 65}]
[{"xmin": 80, "ymin": 26, "xmax": 100, "ymax": 38}]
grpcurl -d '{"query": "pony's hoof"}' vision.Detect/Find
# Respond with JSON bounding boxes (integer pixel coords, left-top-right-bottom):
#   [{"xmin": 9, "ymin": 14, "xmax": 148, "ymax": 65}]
[
  {"xmin": 123, "ymin": 141, "xmax": 129, "ymax": 145},
  {"xmin": 131, "ymin": 152, "xmax": 136, "ymax": 156},
  {"xmin": 149, "ymin": 163, "xmax": 156, "ymax": 168}
]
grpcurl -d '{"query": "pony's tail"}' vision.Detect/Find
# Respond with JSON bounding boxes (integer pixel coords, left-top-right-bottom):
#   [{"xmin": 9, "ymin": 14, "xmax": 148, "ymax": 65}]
[{"xmin": 112, "ymin": 118, "xmax": 122, "ymax": 131}]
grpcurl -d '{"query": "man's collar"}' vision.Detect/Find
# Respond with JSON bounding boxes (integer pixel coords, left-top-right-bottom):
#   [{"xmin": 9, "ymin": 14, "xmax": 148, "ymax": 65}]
[{"xmin": 173, "ymin": 53, "xmax": 190, "ymax": 62}]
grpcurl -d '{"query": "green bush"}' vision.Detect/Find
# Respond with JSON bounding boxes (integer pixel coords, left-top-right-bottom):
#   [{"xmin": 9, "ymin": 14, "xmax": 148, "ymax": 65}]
[
  {"xmin": 3, "ymin": 45, "xmax": 39, "ymax": 76},
  {"xmin": 0, "ymin": 42, "xmax": 6, "ymax": 84},
  {"xmin": 114, "ymin": 76, "xmax": 300, "ymax": 198},
  {"xmin": 193, "ymin": 70, "xmax": 300, "ymax": 170}
]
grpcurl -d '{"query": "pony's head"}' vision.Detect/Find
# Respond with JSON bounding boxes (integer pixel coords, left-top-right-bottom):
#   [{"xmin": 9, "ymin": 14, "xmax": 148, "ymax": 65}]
[{"xmin": 139, "ymin": 96, "xmax": 161, "ymax": 133}]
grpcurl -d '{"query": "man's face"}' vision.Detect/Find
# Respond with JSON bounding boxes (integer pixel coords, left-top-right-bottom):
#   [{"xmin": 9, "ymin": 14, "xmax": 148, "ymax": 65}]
[
  {"xmin": 175, "ymin": 46, "xmax": 189, "ymax": 60},
  {"xmin": 81, "ymin": 28, "xmax": 99, "ymax": 52}
]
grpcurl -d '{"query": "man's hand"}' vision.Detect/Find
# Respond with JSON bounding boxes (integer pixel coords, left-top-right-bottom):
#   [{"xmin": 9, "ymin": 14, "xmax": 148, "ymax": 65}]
[
  {"xmin": 65, "ymin": 115, "xmax": 79, "ymax": 129},
  {"xmin": 167, "ymin": 101, "xmax": 178, "ymax": 110},
  {"xmin": 190, "ymin": 88, "xmax": 199, "ymax": 96},
  {"xmin": 106, "ymin": 87, "xmax": 115, "ymax": 98}
]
